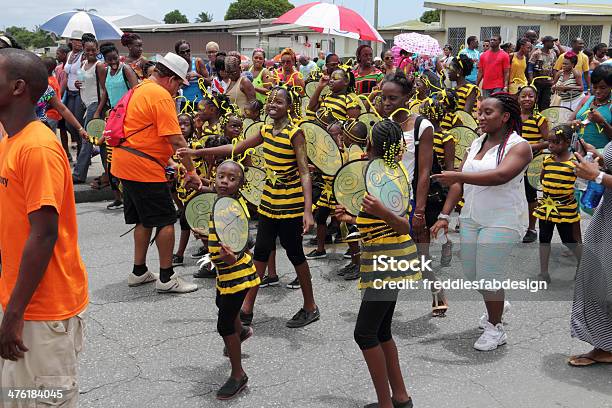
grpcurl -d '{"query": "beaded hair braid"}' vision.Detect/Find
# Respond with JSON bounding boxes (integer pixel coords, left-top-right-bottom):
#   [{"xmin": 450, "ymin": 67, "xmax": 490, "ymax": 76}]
[
  {"xmin": 369, "ymin": 119, "xmax": 405, "ymax": 169},
  {"xmin": 267, "ymin": 85, "xmax": 302, "ymax": 121},
  {"xmin": 488, "ymin": 92, "xmax": 522, "ymax": 165}
]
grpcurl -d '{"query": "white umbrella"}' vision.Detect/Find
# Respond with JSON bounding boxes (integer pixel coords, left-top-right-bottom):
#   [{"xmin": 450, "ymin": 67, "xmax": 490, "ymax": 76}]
[{"xmin": 41, "ymin": 11, "xmax": 123, "ymax": 40}]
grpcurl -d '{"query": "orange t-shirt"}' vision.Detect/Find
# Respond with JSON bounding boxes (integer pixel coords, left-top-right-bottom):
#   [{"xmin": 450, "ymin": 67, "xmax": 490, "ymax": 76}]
[
  {"xmin": 46, "ymin": 76, "xmax": 62, "ymax": 122},
  {"xmin": 111, "ymin": 79, "xmax": 181, "ymax": 182},
  {"xmin": 0, "ymin": 121, "xmax": 88, "ymax": 321}
]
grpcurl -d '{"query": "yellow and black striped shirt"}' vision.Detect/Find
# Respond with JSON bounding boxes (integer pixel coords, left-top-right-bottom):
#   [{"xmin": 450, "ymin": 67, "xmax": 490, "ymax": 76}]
[
  {"xmin": 305, "ymin": 92, "xmax": 360, "ymax": 122},
  {"xmin": 521, "ymin": 114, "xmax": 546, "ymax": 145},
  {"xmin": 433, "ymin": 130, "xmax": 455, "ymax": 168},
  {"xmin": 356, "ymin": 210, "xmax": 419, "ymax": 289},
  {"xmin": 208, "ymin": 218, "xmax": 260, "ymax": 294},
  {"xmin": 455, "ymin": 83, "xmax": 480, "ymax": 115},
  {"xmin": 176, "ymin": 135, "xmax": 209, "ymax": 203},
  {"xmin": 441, "ymin": 112, "xmax": 460, "ymax": 131},
  {"xmin": 533, "ymin": 157, "xmax": 580, "ymax": 223},
  {"xmin": 259, "ymin": 123, "xmax": 304, "ymax": 219}
]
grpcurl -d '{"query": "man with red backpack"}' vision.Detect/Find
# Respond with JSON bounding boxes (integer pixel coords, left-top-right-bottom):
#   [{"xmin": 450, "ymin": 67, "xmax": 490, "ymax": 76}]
[{"xmin": 110, "ymin": 52, "xmax": 202, "ymax": 293}]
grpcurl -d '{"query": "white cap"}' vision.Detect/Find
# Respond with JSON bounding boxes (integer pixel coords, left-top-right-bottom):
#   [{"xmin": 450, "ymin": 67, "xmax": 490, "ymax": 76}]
[{"xmin": 155, "ymin": 52, "xmax": 190, "ymax": 85}]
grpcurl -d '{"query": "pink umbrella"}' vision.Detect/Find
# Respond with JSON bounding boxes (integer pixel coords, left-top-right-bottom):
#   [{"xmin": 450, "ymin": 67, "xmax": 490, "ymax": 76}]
[
  {"xmin": 274, "ymin": 2, "xmax": 385, "ymax": 43},
  {"xmin": 394, "ymin": 32, "xmax": 442, "ymax": 56}
]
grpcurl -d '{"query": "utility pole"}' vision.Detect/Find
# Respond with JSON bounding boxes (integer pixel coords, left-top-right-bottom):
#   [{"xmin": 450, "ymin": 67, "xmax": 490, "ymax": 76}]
[{"xmin": 373, "ymin": 0, "xmax": 379, "ymax": 57}]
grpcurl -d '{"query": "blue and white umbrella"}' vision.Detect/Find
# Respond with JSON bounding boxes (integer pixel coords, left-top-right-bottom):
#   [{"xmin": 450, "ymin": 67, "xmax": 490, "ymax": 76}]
[{"xmin": 41, "ymin": 11, "xmax": 123, "ymax": 40}]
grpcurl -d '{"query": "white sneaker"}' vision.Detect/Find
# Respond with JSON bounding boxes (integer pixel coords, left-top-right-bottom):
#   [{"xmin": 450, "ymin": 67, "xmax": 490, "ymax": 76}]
[
  {"xmin": 128, "ymin": 270, "xmax": 159, "ymax": 287},
  {"xmin": 478, "ymin": 301, "xmax": 511, "ymax": 330},
  {"xmin": 156, "ymin": 273, "xmax": 199, "ymax": 293},
  {"xmin": 474, "ymin": 321, "xmax": 507, "ymax": 351}
]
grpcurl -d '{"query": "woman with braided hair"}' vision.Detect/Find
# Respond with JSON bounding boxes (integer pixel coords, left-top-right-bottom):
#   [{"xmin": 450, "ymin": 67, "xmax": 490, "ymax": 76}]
[
  {"xmin": 335, "ymin": 119, "xmax": 417, "ymax": 408},
  {"xmin": 178, "ymin": 86, "xmax": 319, "ymax": 328},
  {"xmin": 431, "ymin": 93, "xmax": 533, "ymax": 351},
  {"xmin": 448, "ymin": 54, "xmax": 480, "ymax": 116},
  {"xmin": 121, "ymin": 32, "xmax": 147, "ymax": 80}
]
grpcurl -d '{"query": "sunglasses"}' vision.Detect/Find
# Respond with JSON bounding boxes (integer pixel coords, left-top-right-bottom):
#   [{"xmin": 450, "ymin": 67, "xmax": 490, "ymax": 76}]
[
  {"xmin": 179, "ymin": 49, "xmax": 191, "ymax": 55},
  {"xmin": 384, "ymin": 56, "xmax": 393, "ymax": 60}
]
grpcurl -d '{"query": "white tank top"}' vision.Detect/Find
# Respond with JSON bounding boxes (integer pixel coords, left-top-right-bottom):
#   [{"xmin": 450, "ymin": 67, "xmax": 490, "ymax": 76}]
[
  {"xmin": 79, "ymin": 61, "xmax": 100, "ymax": 107},
  {"xmin": 460, "ymin": 131, "xmax": 531, "ymax": 235},
  {"xmin": 401, "ymin": 117, "xmax": 433, "ymax": 184}
]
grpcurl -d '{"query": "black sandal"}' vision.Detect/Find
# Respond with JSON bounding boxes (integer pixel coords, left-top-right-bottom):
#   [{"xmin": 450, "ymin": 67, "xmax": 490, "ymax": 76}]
[{"xmin": 216, "ymin": 374, "xmax": 248, "ymax": 400}]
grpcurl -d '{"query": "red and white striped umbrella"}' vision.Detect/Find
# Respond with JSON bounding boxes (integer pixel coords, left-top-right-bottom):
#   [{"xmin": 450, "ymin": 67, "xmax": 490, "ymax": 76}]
[{"xmin": 274, "ymin": 2, "xmax": 385, "ymax": 43}]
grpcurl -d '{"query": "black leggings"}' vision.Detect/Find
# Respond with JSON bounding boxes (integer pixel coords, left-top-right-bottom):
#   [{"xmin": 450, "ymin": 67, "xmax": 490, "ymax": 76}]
[
  {"xmin": 216, "ymin": 289, "xmax": 248, "ymax": 337},
  {"xmin": 354, "ymin": 289, "xmax": 399, "ymax": 350},
  {"xmin": 538, "ymin": 220, "xmax": 577, "ymax": 244},
  {"xmin": 253, "ymin": 215, "xmax": 306, "ymax": 265},
  {"xmin": 315, "ymin": 206, "xmax": 331, "ymax": 225}
]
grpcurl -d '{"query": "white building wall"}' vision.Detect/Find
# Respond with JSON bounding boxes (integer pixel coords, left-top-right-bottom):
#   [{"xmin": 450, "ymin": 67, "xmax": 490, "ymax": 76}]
[
  {"xmin": 440, "ymin": 10, "xmax": 611, "ymax": 48},
  {"xmin": 238, "ymin": 33, "xmax": 360, "ymax": 59}
]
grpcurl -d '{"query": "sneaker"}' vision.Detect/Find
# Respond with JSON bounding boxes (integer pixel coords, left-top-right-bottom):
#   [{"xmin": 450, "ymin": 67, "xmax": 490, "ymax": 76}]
[
  {"xmin": 343, "ymin": 264, "xmax": 359, "ymax": 281},
  {"xmin": 478, "ymin": 301, "xmax": 511, "ymax": 329},
  {"xmin": 172, "ymin": 254, "xmax": 184, "ymax": 266},
  {"xmin": 190, "ymin": 246, "xmax": 207, "ymax": 259},
  {"xmin": 305, "ymin": 249, "xmax": 327, "ymax": 260},
  {"xmin": 308, "ymin": 235, "xmax": 332, "ymax": 245},
  {"xmin": 522, "ymin": 229, "xmax": 537, "ymax": 243},
  {"xmin": 259, "ymin": 274, "xmax": 280, "ymax": 288},
  {"xmin": 156, "ymin": 274, "xmax": 198, "ymax": 293},
  {"xmin": 474, "ymin": 321, "xmax": 507, "ymax": 351},
  {"xmin": 440, "ymin": 241, "xmax": 453, "ymax": 267},
  {"xmin": 193, "ymin": 255, "xmax": 216, "ymax": 278},
  {"xmin": 224, "ymin": 326, "xmax": 253, "ymax": 357},
  {"xmin": 106, "ymin": 200, "xmax": 123, "ymax": 210},
  {"xmin": 216, "ymin": 374, "xmax": 248, "ymax": 400},
  {"xmin": 337, "ymin": 262, "xmax": 354, "ymax": 276},
  {"xmin": 343, "ymin": 248, "xmax": 353, "ymax": 259},
  {"xmin": 333, "ymin": 232, "xmax": 344, "ymax": 243},
  {"xmin": 127, "ymin": 270, "xmax": 158, "ymax": 287},
  {"xmin": 286, "ymin": 277, "xmax": 301, "ymax": 289},
  {"xmin": 240, "ymin": 310, "xmax": 253, "ymax": 326},
  {"xmin": 286, "ymin": 307, "xmax": 320, "ymax": 328}
]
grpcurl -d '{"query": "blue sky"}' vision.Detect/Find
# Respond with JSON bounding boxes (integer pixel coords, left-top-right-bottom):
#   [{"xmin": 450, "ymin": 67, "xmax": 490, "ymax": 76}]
[{"xmin": 3, "ymin": 0, "xmax": 611, "ymax": 31}]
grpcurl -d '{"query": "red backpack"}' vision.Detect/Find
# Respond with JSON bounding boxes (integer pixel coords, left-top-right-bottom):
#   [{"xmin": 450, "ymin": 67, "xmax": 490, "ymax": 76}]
[{"xmin": 104, "ymin": 83, "xmax": 152, "ymax": 147}]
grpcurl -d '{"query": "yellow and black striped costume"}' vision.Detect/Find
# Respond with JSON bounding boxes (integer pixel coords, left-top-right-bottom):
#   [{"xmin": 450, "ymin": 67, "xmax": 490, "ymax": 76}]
[
  {"xmin": 305, "ymin": 92, "xmax": 360, "ymax": 122},
  {"xmin": 455, "ymin": 83, "xmax": 480, "ymax": 115},
  {"xmin": 357, "ymin": 210, "xmax": 420, "ymax": 289},
  {"xmin": 176, "ymin": 135, "xmax": 209, "ymax": 203},
  {"xmin": 199, "ymin": 122, "xmax": 221, "ymax": 146},
  {"xmin": 314, "ymin": 150, "xmax": 347, "ymax": 210},
  {"xmin": 533, "ymin": 157, "xmax": 580, "ymax": 223},
  {"xmin": 521, "ymin": 114, "xmax": 546, "ymax": 148},
  {"xmin": 208, "ymin": 218, "xmax": 260, "ymax": 294},
  {"xmin": 259, "ymin": 123, "xmax": 304, "ymax": 219},
  {"xmin": 441, "ymin": 112, "xmax": 460, "ymax": 131},
  {"xmin": 433, "ymin": 130, "xmax": 455, "ymax": 168}
]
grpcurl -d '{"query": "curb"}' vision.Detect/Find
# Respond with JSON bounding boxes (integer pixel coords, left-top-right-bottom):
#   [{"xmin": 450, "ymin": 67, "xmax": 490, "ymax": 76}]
[{"xmin": 74, "ymin": 184, "xmax": 114, "ymax": 203}]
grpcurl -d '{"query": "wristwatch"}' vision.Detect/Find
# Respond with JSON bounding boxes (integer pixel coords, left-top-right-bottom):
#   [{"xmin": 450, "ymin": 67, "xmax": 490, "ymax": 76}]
[
  {"xmin": 437, "ymin": 213, "xmax": 450, "ymax": 221},
  {"xmin": 595, "ymin": 171, "xmax": 605, "ymax": 184}
]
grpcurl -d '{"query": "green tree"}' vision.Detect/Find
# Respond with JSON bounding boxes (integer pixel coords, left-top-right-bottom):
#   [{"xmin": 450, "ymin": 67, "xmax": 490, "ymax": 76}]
[
  {"xmin": 195, "ymin": 12, "xmax": 213, "ymax": 23},
  {"xmin": 419, "ymin": 9, "xmax": 440, "ymax": 24},
  {"xmin": 5, "ymin": 26, "xmax": 54, "ymax": 49},
  {"xmin": 164, "ymin": 10, "xmax": 189, "ymax": 24},
  {"xmin": 225, "ymin": 0, "xmax": 294, "ymax": 20}
]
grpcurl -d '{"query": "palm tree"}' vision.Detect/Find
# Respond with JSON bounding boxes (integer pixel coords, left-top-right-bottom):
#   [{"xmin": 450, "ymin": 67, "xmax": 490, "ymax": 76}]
[{"xmin": 195, "ymin": 12, "xmax": 213, "ymax": 23}]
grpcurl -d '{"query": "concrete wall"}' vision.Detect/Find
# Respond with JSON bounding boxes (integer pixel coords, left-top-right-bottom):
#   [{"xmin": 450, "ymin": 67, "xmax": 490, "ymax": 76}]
[
  {"xmin": 440, "ymin": 10, "xmax": 611, "ymax": 48},
  {"xmin": 238, "ymin": 33, "xmax": 360, "ymax": 59}
]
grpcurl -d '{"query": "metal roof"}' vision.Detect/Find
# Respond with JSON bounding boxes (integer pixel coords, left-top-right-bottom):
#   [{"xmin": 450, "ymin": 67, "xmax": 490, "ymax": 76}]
[
  {"xmin": 424, "ymin": 2, "xmax": 612, "ymax": 17},
  {"xmin": 379, "ymin": 20, "xmax": 444, "ymax": 32},
  {"xmin": 119, "ymin": 19, "xmax": 275, "ymax": 32}
]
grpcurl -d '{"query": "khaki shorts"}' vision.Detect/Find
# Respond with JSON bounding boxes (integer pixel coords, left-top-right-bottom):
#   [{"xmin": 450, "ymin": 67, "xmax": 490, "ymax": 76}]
[{"xmin": 0, "ymin": 309, "xmax": 86, "ymax": 408}]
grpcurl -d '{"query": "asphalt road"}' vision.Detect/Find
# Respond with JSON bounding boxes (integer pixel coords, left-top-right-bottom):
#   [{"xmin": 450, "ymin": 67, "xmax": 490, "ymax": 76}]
[{"xmin": 77, "ymin": 202, "xmax": 612, "ymax": 408}]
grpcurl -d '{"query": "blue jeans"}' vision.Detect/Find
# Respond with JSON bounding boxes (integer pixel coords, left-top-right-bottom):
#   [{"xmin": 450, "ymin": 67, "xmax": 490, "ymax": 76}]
[
  {"xmin": 482, "ymin": 88, "xmax": 504, "ymax": 98},
  {"xmin": 64, "ymin": 91, "xmax": 85, "ymax": 155},
  {"xmin": 72, "ymin": 102, "xmax": 98, "ymax": 182}
]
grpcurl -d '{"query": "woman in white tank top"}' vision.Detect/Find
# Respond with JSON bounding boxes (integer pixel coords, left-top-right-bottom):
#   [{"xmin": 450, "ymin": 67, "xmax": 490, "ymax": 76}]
[{"xmin": 431, "ymin": 94, "xmax": 533, "ymax": 352}]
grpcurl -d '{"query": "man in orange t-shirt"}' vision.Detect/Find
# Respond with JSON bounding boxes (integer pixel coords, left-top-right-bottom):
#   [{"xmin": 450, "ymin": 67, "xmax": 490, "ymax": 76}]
[
  {"xmin": 0, "ymin": 49, "xmax": 88, "ymax": 403},
  {"xmin": 112, "ymin": 52, "xmax": 201, "ymax": 293}
]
